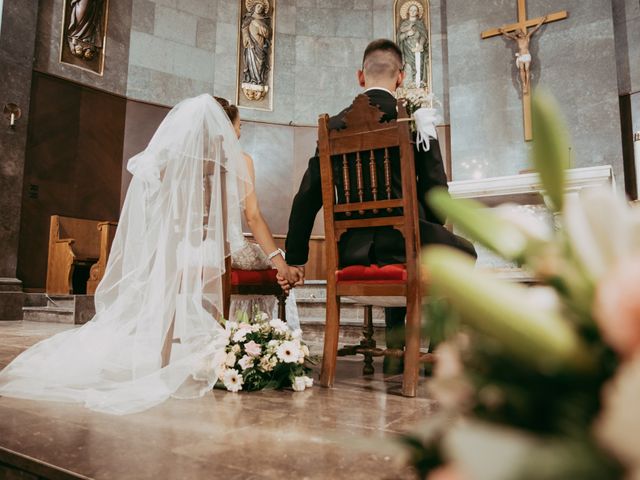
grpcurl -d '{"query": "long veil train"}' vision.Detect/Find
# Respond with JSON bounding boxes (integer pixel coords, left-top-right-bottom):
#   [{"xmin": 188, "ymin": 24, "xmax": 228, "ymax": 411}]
[{"xmin": 0, "ymin": 95, "xmax": 252, "ymax": 414}]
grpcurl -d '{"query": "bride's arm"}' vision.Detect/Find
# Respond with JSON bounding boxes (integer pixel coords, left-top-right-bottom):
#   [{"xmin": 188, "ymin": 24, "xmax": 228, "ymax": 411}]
[{"xmin": 242, "ymin": 154, "xmax": 301, "ymax": 284}]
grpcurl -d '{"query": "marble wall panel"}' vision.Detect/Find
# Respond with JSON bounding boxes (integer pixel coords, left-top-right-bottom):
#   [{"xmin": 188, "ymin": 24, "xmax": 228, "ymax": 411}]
[
  {"xmin": 447, "ymin": 0, "xmax": 624, "ymax": 186},
  {"xmin": 0, "ymin": 0, "xmax": 38, "ymax": 287},
  {"xmin": 34, "ymin": 0, "xmax": 132, "ymax": 95}
]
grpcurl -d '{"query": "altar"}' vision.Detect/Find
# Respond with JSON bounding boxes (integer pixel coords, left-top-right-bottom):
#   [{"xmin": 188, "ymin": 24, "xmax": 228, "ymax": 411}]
[{"xmin": 448, "ymin": 165, "xmax": 616, "ymax": 278}]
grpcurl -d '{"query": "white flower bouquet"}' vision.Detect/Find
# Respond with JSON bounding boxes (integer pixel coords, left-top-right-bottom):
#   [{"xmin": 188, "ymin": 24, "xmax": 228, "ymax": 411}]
[
  {"xmin": 396, "ymin": 85, "xmax": 441, "ymax": 151},
  {"xmin": 216, "ymin": 310, "xmax": 313, "ymax": 393}
]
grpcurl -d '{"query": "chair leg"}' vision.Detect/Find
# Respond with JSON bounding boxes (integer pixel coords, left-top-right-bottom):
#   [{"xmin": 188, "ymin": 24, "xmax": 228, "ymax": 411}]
[
  {"xmin": 402, "ymin": 298, "xmax": 420, "ymax": 397},
  {"xmin": 277, "ymin": 294, "xmax": 287, "ymax": 322},
  {"xmin": 362, "ymin": 305, "xmax": 375, "ymax": 376},
  {"xmin": 320, "ymin": 294, "xmax": 341, "ymax": 388},
  {"xmin": 161, "ymin": 317, "xmax": 176, "ymax": 368}
]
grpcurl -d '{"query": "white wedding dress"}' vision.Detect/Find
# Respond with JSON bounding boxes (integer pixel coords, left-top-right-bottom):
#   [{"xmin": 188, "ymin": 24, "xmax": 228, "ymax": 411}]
[{"xmin": 0, "ymin": 94, "xmax": 294, "ymax": 415}]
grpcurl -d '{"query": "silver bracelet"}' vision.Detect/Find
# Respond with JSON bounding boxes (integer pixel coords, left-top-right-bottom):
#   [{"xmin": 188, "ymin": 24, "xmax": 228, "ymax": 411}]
[{"xmin": 267, "ymin": 248, "xmax": 285, "ymax": 261}]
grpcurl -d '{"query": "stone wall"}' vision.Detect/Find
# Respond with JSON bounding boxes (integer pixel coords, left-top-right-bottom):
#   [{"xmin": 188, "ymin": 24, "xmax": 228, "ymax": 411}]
[
  {"xmin": 0, "ymin": 0, "xmax": 39, "ymax": 317},
  {"xmin": 126, "ymin": 0, "xmax": 447, "ymax": 125},
  {"xmin": 446, "ymin": 0, "xmax": 624, "ymax": 185}
]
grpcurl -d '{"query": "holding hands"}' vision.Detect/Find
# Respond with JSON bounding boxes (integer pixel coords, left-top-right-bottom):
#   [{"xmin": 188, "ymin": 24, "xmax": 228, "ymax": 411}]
[{"xmin": 276, "ymin": 265, "xmax": 304, "ymax": 293}]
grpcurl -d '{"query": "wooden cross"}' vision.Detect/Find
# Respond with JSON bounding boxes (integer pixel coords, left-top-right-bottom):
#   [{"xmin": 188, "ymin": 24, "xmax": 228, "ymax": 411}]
[{"xmin": 481, "ymin": 0, "xmax": 568, "ymax": 141}]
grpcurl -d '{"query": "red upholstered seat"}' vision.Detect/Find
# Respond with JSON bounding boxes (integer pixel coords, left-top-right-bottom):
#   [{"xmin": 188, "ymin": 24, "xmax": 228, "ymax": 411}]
[
  {"xmin": 335, "ymin": 264, "xmax": 407, "ymax": 283},
  {"xmin": 231, "ymin": 268, "xmax": 279, "ymax": 286}
]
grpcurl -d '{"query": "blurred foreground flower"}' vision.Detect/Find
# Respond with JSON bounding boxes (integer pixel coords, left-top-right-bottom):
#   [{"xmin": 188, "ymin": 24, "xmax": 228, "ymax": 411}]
[
  {"xmin": 594, "ymin": 256, "xmax": 640, "ymax": 358},
  {"xmin": 595, "ymin": 355, "xmax": 640, "ymax": 478}
]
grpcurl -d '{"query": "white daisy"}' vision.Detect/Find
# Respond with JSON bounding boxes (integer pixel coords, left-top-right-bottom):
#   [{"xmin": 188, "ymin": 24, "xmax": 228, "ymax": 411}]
[
  {"xmin": 276, "ymin": 340, "xmax": 301, "ymax": 363},
  {"xmin": 223, "ymin": 369, "xmax": 243, "ymax": 393}
]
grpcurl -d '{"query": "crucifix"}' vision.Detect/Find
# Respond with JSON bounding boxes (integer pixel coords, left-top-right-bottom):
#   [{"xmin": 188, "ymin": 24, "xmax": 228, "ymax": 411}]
[{"xmin": 481, "ymin": 0, "xmax": 568, "ymax": 141}]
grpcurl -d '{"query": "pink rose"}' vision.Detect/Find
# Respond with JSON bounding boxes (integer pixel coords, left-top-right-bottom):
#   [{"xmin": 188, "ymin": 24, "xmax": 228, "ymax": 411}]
[
  {"xmin": 244, "ymin": 340, "xmax": 262, "ymax": 357},
  {"xmin": 594, "ymin": 256, "xmax": 640, "ymax": 357}
]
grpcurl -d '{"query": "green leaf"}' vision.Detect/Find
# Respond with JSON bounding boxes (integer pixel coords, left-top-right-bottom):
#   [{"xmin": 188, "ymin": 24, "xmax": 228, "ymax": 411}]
[
  {"xmin": 531, "ymin": 90, "xmax": 572, "ymax": 213},
  {"xmin": 428, "ymin": 188, "xmax": 529, "ymax": 261},
  {"xmin": 423, "ymin": 246, "xmax": 595, "ymax": 374}
]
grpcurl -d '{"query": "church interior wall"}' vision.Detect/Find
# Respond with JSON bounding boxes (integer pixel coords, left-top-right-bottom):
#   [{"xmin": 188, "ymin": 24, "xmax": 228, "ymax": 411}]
[
  {"xmin": 446, "ymin": 0, "xmax": 625, "ymax": 187},
  {"xmin": 5, "ymin": 0, "xmax": 639, "ymax": 291},
  {"xmin": 17, "ymin": 73, "xmax": 126, "ymax": 290}
]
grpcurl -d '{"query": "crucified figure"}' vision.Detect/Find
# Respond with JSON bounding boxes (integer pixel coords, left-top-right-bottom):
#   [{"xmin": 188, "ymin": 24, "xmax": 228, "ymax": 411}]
[{"xmin": 499, "ymin": 16, "xmax": 546, "ymax": 94}]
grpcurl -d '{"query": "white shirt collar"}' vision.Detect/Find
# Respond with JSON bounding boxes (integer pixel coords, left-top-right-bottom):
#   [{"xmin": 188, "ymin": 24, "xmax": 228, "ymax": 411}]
[{"xmin": 363, "ymin": 87, "xmax": 396, "ymax": 98}]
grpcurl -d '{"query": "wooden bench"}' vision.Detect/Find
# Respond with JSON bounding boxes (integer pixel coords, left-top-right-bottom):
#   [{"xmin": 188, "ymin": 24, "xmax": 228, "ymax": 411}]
[{"xmin": 46, "ymin": 215, "xmax": 117, "ymax": 295}]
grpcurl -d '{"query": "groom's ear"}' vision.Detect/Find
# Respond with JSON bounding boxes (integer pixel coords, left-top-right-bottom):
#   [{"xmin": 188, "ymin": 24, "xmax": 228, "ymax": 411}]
[
  {"xmin": 396, "ymin": 70, "xmax": 405, "ymax": 89},
  {"xmin": 357, "ymin": 69, "xmax": 366, "ymax": 88}
]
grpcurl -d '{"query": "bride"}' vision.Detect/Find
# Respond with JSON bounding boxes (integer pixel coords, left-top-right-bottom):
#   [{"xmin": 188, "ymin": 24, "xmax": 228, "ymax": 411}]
[{"xmin": 0, "ymin": 94, "xmax": 302, "ymax": 415}]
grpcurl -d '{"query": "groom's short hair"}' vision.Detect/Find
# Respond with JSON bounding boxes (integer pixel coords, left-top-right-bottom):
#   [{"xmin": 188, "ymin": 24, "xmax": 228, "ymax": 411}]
[{"xmin": 362, "ymin": 39, "xmax": 403, "ymax": 79}]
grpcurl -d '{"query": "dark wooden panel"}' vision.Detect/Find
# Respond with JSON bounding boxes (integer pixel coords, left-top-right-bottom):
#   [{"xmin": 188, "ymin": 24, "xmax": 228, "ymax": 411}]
[
  {"xmin": 18, "ymin": 72, "xmax": 126, "ymax": 290},
  {"xmin": 620, "ymin": 95, "xmax": 637, "ymax": 200},
  {"xmin": 120, "ymin": 100, "xmax": 170, "ymax": 204}
]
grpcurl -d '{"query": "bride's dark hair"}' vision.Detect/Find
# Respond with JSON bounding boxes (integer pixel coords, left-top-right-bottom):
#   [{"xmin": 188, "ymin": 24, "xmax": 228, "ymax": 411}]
[{"xmin": 214, "ymin": 96, "xmax": 239, "ymax": 124}]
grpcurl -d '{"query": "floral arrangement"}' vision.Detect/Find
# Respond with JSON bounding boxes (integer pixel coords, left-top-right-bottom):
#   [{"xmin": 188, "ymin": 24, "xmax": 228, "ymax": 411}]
[
  {"xmin": 396, "ymin": 83, "xmax": 439, "ymax": 115},
  {"xmin": 397, "ymin": 91, "xmax": 640, "ymax": 480},
  {"xmin": 396, "ymin": 85, "xmax": 440, "ymax": 152},
  {"xmin": 216, "ymin": 310, "xmax": 313, "ymax": 393}
]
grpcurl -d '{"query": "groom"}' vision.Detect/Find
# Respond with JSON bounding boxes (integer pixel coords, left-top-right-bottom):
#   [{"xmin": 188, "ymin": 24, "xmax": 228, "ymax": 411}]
[{"xmin": 282, "ymin": 39, "xmax": 476, "ymax": 374}]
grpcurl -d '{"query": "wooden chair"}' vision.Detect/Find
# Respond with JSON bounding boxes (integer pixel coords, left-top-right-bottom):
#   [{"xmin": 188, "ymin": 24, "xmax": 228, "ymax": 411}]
[
  {"xmin": 318, "ymin": 95, "xmax": 426, "ymax": 397},
  {"xmin": 222, "ymin": 257, "xmax": 287, "ymax": 322},
  {"xmin": 46, "ymin": 215, "xmax": 110, "ymax": 295},
  {"xmin": 86, "ymin": 221, "xmax": 118, "ymax": 294}
]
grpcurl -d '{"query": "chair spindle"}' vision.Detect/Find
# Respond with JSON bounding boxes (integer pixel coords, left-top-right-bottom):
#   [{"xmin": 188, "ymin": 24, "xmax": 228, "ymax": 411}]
[
  {"xmin": 341, "ymin": 154, "xmax": 351, "ymax": 217},
  {"xmin": 369, "ymin": 149, "xmax": 379, "ymax": 213},
  {"xmin": 355, "ymin": 151, "xmax": 365, "ymax": 214},
  {"xmin": 383, "ymin": 148, "xmax": 393, "ymax": 212}
]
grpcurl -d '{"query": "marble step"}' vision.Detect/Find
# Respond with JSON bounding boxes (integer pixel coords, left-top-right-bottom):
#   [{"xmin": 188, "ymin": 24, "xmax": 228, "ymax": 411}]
[
  {"xmin": 23, "ymin": 306, "xmax": 74, "ymax": 324},
  {"xmin": 294, "ymin": 281, "xmax": 386, "ymax": 326},
  {"xmin": 46, "ymin": 295, "xmax": 75, "ymax": 309},
  {"xmin": 22, "ymin": 295, "xmax": 95, "ymax": 325}
]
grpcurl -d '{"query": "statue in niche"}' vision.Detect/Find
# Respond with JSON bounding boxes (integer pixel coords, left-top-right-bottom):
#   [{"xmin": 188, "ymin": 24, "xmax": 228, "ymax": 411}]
[
  {"xmin": 241, "ymin": 0, "xmax": 272, "ymax": 101},
  {"xmin": 396, "ymin": 0, "xmax": 430, "ymax": 89},
  {"xmin": 66, "ymin": 0, "xmax": 105, "ymax": 61},
  {"xmin": 499, "ymin": 16, "xmax": 546, "ymax": 95}
]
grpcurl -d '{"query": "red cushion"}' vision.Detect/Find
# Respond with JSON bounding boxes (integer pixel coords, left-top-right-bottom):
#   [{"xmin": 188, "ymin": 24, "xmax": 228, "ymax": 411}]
[
  {"xmin": 336, "ymin": 264, "xmax": 407, "ymax": 282},
  {"xmin": 231, "ymin": 268, "xmax": 279, "ymax": 286}
]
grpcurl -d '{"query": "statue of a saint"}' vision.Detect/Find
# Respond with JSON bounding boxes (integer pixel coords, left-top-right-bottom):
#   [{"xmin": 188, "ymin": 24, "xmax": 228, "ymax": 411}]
[
  {"xmin": 66, "ymin": 0, "xmax": 105, "ymax": 61},
  {"xmin": 499, "ymin": 16, "xmax": 546, "ymax": 95},
  {"xmin": 397, "ymin": 1, "xmax": 429, "ymax": 88},
  {"xmin": 241, "ymin": 0, "xmax": 272, "ymax": 100}
]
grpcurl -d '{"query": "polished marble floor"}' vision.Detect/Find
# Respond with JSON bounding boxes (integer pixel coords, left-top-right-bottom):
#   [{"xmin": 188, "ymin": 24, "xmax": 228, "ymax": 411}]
[{"xmin": 0, "ymin": 321, "xmax": 433, "ymax": 479}]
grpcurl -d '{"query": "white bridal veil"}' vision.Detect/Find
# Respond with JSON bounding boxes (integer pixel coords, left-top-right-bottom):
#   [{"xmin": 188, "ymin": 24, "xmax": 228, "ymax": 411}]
[{"xmin": 0, "ymin": 95, "xmax": 252, "ymax": 414}]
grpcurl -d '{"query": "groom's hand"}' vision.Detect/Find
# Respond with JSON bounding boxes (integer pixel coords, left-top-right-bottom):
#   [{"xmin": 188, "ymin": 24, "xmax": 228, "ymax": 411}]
[
  {"xmin": 291, "ymin": 266, "xmax": 305, "ymax": 286},
  {"xmin": 276, "ymin": 266, "xmax": 305, "ymax": 292}
]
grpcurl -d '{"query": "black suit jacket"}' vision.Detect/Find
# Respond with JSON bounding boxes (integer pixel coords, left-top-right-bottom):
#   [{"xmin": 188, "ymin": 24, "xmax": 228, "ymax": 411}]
[{"xmin": 285, "ymin": 89, "xmax": 476, "ymax": 267}]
